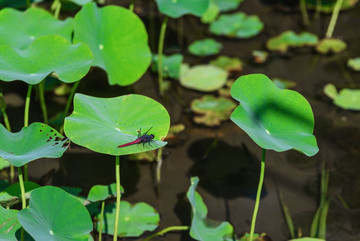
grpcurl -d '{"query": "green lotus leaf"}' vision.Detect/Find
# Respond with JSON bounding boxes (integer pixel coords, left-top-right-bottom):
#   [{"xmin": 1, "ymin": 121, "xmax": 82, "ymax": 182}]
[
  {"xmin": 87, "ymin": 183, "xmax": 124, "ymax": 202},
  {"xmin": 64, "ymin": 94, "xmax": 170, "ymax": 156},
  {"xmin": 188, "ymin": 38, "xmax": 223, "ymax": 56},
  {"xmin": 215, "ymin": 0, "xmax": 244, "ymax": 11},
  {"xmin": 266, "ymin": 31, "xmax": 318, "ymax": 53},
  {"xmin": 18, "ymin": 186, "xmax": 93, "ymax": 241},
  {"xmin": 252, "ymin": 50, "xmax": 269, "ymax": 64},
  {"xmin": 154, "ymin": 0, "xmax": 210, "ymax": 18},
  {"xmin": 69, "ymin": 0, "xmax": 92, "ymax": 5},
  {"xmin": 0, "ymin": 122, "xmax": 70, "ymax": 167},
  {"xmin": 272, "ymin": 77, "xmax": 296, "ymax": 89},
  {"xmin": 96, "ymin": 201, "xmax": 160, "ymax": 237},
  {"xmin": 191, "ymin": 95, "xmax": 236, "ymax": 126},
  {"xmin": 316, "ymin": 38, "xmax": 347, "ymax": 54},
  {"xmin": 230, "ymin": 74, "xmax": 318, "ymax": 156},
  {"xmin": 210, "ymin": 55, "xmax": 243, "ymax": 72},
  {"xmin": 305, "ymin": 0, "xmax": 357, "ymax": 13},
  {"xmin": 324, "ymin": 84, "xmax": 360, "ymax": 110},
  {"xmin": 0, "ymin": 206, "xmax": 21, "ymax": 241},
  {"xmin": 187, "ymin": 177, "xmax": 234, "ymax": 241},
  {"xmin": 0, "ymin": 157, "xmax": 10, "ymax": 171},
  {"xmin": 0, "ymin": 7, "xmax": 73, "ymax": 49},
  {"xmin": 210, "ymin": 12, "xmax": 264, "ymax": 38},
  {"xmin": 347, "ymin": 57, "xmax": 360, "ymax": 71},
  {"xmin": 0, "ymin": 179, "xmax": 9, "ymax": 192},
  {"xmin": 201, "ymin": 0, "xmax": 220, "ymax": 23},
  {"xmin": 0, "ymin": 181, "xmax": 40, "ymax": 207},
  {"xmin": 180, "ymin": 64, "xmax": 228, "ymax": 92},
  {"xmin": 0, "ymin": 35, "xmax": 93, "ymax": 84},
  {"xmin": 74, "ymin": 2, "xmax": 151, "ymax": 86},
  {"xmin": 323, "ymin": 83, "xmax": 338, "ymax": 100},
  {"xmin": 152, "ymin": 53, "xmax": 183, "ymax": 79}
]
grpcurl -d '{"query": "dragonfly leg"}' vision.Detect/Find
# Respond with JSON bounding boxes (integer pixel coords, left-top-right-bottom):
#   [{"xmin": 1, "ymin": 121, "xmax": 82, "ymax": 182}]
[
  {"xmin": 137, "ymin": 128, "xmax": 142, "ymax": 138},
  {"xmin": 144, "ymin": 126, "xmax": 153, "ymax": 135}
]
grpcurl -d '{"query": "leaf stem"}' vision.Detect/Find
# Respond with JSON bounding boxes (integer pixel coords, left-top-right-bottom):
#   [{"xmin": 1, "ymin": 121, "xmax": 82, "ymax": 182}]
[
  {"xmin": 249, "ymin": 149, "xmax": 266, "ymax": 241},
  {"xmin": 142, "ymin": 226, "xmax": 189, "ymax": 241},
  {"xmin": 325, "ymin": 0, "xmax": 344, "ymax": 38},
  {"xmin": 113, "ymin": 156, "xmax": 121, "ymax": 241},
  {"xmin": 52, "ymin": 0, "xmax": 62, "ymax": 19},
  {"xmin": 129, "ymin": 0, "xmax": 135, "ymax": 11},
  {"xmin": 156, "ymin": 148, "xmax": 163, "ymax": 184},
  {"xmin": 99, "ymin": 200, "xmax": 105, "ymax": 241},
  {"xmin": 61, "ymin": 80, "xmax": 81, "ymax": 134},
  {"xmin": 157, "ymin": 16, "xmax": 168, "ymax": 96},
  {"xmin": 300, "ymin": 0, "xmax": 310, "ymax": 26},
  {"xmin": 18, "ymin": 166, "xmax": 26, "ymax": 241},
  {"xmin": 38, "ymin": 82, "xmax": 48, "ymax": 124},
  {"xmin": 24, "ymin": 85, "xmax": 32, "ymax": 128}
]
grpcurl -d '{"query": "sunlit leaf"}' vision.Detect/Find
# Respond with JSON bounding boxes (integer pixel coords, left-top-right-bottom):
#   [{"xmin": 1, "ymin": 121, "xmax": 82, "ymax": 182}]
[
  {"xmin": 266, "ymin": 31, "xmax": 318, "ymax": 53},
  {"xmin": 347, "ymin": 57, "xmax": 360, "ymax": 71},
  {"xmin": 316, "ymin": 38, "xmax": 347, "ymax": 54},
  {"xmin": 324, "ymin": 84, "xmax": 360, "ymax": 110}
]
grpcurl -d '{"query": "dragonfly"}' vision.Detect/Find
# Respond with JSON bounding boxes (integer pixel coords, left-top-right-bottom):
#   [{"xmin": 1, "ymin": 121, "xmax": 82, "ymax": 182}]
[{"xmin": 117, "ymin": 127, "xmax": 155, "ymax": 148}]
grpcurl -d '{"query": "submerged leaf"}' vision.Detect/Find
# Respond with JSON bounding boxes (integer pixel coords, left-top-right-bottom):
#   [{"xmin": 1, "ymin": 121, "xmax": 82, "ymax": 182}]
[
  {"xmin": 188, "ymin": 38, "xmax": 223, "ymax": 56},
  {"xmin": 266, "ymin": 31, "xmax": 318, "ymax": 52},
  {"xmin": 316, "ymin": 38, "xmax": 347, "ymax": 54},
  {"xmin": 210, "ymin": 56, "xmax": 243, "ymax": 72}
]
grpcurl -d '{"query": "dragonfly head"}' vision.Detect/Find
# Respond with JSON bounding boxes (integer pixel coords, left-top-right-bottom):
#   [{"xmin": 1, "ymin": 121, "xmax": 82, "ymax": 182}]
[{"xmin": 150, "ymin": 134, "xmax": 155, "ymax": 139}]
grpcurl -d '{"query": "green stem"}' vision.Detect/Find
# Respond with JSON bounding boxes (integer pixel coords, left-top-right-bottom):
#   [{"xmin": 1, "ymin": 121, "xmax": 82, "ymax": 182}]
[
  {"xmin": 18, "ymin": 167, "xmax": 26, "ymax": 241},
  {"xmin": 129, "ymin": 0, "xmax": 135, "ymax": 11},
  {"xmin": 300, "ymin": 0, "xmax": 310, "ymax": 26},
  {"xmin": 61, "ymin": 80, "xmax": 81, "ymax": 134},
  {"xmin": 249, "ymin": 149, "xmax": 266, "ymax": 241},
  {"xmin": 325, "ymin": 0, "xmax": 344, "ymax": 38},
  {"xmin": 24, "ymin": 85, "xmax": 32, "ymax": 128},
  {"xmin": 142, "ymin": 226, "xmax": 189, "ymax": 241},
  {"xmin": 113, "ymin": 156, "xmax": 121, "ymax": 241},
  {"xmin": 38, "ymin": 82, "xmax": 48, "ymax": 124},
  {"xmin": 157, "ymin": 16, "xmax": 168, "ymax": 96},
  {"xmin": 1, "ymin": 104, "xmax": 14, "ymax": 183},
  {"xmin": 156, "ymin": 148, "xmax": 163, "ymax": 184},
  {"xmin": 52, "ymin": 0, "xmax": 62, "ymax": 19},
  {"xmin": 99, "ymin": 200, "xmax": 105, "ymax": 241}
]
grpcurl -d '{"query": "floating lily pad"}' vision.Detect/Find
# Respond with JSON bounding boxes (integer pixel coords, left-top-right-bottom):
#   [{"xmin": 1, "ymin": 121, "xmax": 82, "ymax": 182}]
[
  {"xmin": 347, "ymin": 57, "xmax": 360, "ymax": 71},
  {"xmin": 191, "ymin": 95, "xmax": 236, "ymax": 126},
  {"xmin": 18, "ymin": 186, "xmax": 93, "ymax": 241},
  {"xmin": 210, "ymin": 56, "xmax": 243, "ymax": 72},
  {"xmin": 0, "ymin": 7, "xmax": 73, "ymax": 49},
  {"xmin": 316, "ymin": 38, "xmax": 347, "ymax": 54},
  {"xmin": 96, "ymin": 201, "xmax": 160, "ymax": 237},
  {"xmin": 0, "ymin": 122, "xmax": 69, "ymax": 167},
  {"xmin": 188, "ymin": 38, "xmax": 222, "ymax": 56},
  {"xmin": 180, "ymin": 64, "xmax": 228, "ymax": 92},
  {"xmin": 87, "ymin": 183, "xmax": 124, "ymax": 202},
  {"xmin": 324, "ymin": 84, "xmax": 360, "ymax": 110},
  {"xmin": 210, "ymin": 12, "xmax": 264, "ymax": 38},
  {"xmin": 154, "ymin": 0, "xmax": 210, "ymax": 18},
  {"xmin": 230, "ymin": 74, "xmax": 318, "ymax": 156},
  {"xmin": 64, "ymin": 94, "xmax": 170, "ymax": 156},
  {"xmin": 0, "ymin": 35, "xmax": 93, "ymax": 84},
  {"xmin": 266, "ymin": 31, "xmax": 319, "ymax": 53},
  {"xmin": 0, "ymin": 206, "xmax": 21, "ymax": 241},
  {"xmin": 74, "ymin": 3, "xmax": 151, "ymax": 86},
  {"xmin": 305, "ymin": 0, "xmax": 358, "ymax": 13},
  {"xmin": 201, "ymin": 0, "xmax": 220, "ymax": 23},
  {"xmin": 187, "ymin": 177, "xmax": 234, "ymax": 240},
  {"xmin": 252, "ymin": 50, "xmax": 268, "ymax": 64},
  {"xmin": 0, "ymin": 181, "xmax": 40, "ymax": 207},
  {"xmin": 152, "ymin": 53, "xmax": 183, "ymax": 79},
  {"xmin": 272, "ymin": 77, "xmax": 297, "ymax": 89}
]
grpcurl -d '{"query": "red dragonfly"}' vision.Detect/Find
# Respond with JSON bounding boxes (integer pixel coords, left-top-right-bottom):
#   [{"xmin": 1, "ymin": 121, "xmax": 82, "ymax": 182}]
[{"xmin": 118, "ymin": 127, "xmax": 155, "ymax": 148}]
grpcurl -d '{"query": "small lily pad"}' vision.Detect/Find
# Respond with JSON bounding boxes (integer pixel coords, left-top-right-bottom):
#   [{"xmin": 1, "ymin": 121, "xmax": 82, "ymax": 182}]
[
  {"xmin": 87, "ymin": 183, "xmax": 124, "ymax": 202},
  {"xmin": 18, "ymin": 186, "xmax": 93, "ymax": 241},
  {"xmin": 188, "ymin": 38, "xmax": 223, "ymax": 56},
  {"xmin": 0, "ymin": 35, "xmax": 93, "ymax": 84},
  {"xmin": 96, "ymin": 201, "xmax": 160, "ymax": 237},
  {"xmin": 0, "ymin": 206, "xmax": 21, "ymax": 241},
  {"xmin": 0, "ymin": 7, "xmax": 73, "ymax": 49},
  {"xmin": 64, "ymin": 94, "xmax": 170, "ymax": 156},
  {"xmin": 252, "ymin": 50, "xmax": 268, "ymax": 64},
  {"xmin": 215, "ymin": 0, "xmax": 244, "ymax": 11},
  {"xmin": 347, "ymin": 57, "xmax": 360, "ymax": 71},
  {"xmin": 0, "ymin": 181, "xmax": 40, "ymax": 207},
  {"xmin": 191, "ymin": 95, "xmax": 236, "ymax": 126},
  {"xmin": 230, "ymin": 74, "xmax": 318, "ymax": 156},
  {"xmin": 316, "ymin": 38, "xmax": 347, "ymax": 54},
  {"xmin": 324, "ymin": 84, "xmax": 360, "ymax": 110},
  {"xmin": 0, "ymin": 122, "xmax": 70, "ymax": 167},
  {"xmin": 74, "ymin": 3, "xmax": 151, "ymax": 86},
  {"xmin": 305, "ymin": 0, "xmax": 358, "ymax": 13},
  {"xmin": 210, "ymin": 12, "xmax": 264, "ymax": 38},
  {"xmin": 180, "ymin": 64, "xmax": 228, "ymax": 92},
  {"xmin": 187, "ymin": 177, "xmax": 234, "ymax": 240},
  {"xmin": 201, "ymin": 0, "xmax": 220, "ymax": 23},
  {"xmin": 266, "ymin": 31, "xmax": 319, "ymax": 53},
  {"xmin": 210, "ymin": 56, "xmax": 243, "ymax": 72},
  {"xmin": 154, "ymin": 0, "xmax": 210, "ymax": 18},
  {"xmin": 152, "ymin": 53, "xmax": 183, "ymax": 79}
]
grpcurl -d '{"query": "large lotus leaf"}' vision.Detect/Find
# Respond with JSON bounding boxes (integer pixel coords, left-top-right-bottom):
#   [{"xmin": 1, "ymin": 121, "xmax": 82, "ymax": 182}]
[
  {"xmin": 18, "ymin": 186, "xmax": 92, "ymax": 241},
  {"xmin": 64, "ymin": 94, "xmax": 169, "ymax": 156},
  {"xmin": 215, "ymin": 0, "xmax": 243, "ymax": 11},
  {"xmin": 201, "ymin": 0, "xmax": 220, "ymax": 23},
  {"xmin": 230, "ymin": 74, "xmax": 318, "ymax": 156},
  {"xmin": 69, "ymin": 0, "xmax": 92, "ymax": 5},
  {"xmin": 266, "ymin": 31, "xmax": 319, "ymax": 53},
  {"xmin": 0, "ymin": 122, "xmax": 69, "ymax": 167},
  {"xmin": 87, "ymin": 183, "xmax": 124, "ymax": 202},
  {"xmin": 315, "ymin": 38, "xmax": 347, "ymax": 54},
  {"xmin": 154, "ymin": 0, "xmax": 210, "ymax": 18},
  {"xmin": 0, "ymin": 206, "xmax": 21, "ymax": 241},
  {"xmin": 0, "ymin": 7, "xmax": 73, "ymax": 49},
  {"xmin": 0, "ymin": 35, "xmax": 93, "ymax": 84},
  {"xmin": 191, "ymin": 95, "xmax": 236, "ymax": 126},
  {"xmin": 188, "ymin": 38, "xmax": 223, "ymax": 56},
  {"xmin": 210, "ymin": 55, "xmax": 243, "ymax": 72},
  {"xmin": 96, "ymin": 201, "xmax": 160, "ymax": 237},
  {"xmin": 347, "ymin": 57, "xmax": 360, "ymax": 71},
  {"xmin": 74, "ymin": 3, "xmax": 151, "ymax": 86},
  {"xmin": 152, "ymin": 53, "xmax": 183, "ymax": 79},
  {"xmin": 180, "ymin": 64, "xmax": 228, "ymax": 92},
  {"xmin": 324, "ymin": 84, "xmax": 360, "ymax": 111},
  {"xmin": 186, "ymin": 177, "xmax": 234, "ymax": 241},
  {"xmin": 210, "ymin": 12, "xmax": 264, "ymax": 38},
  {"xmin": 305, "ymin": 0, "xmax": 357, "ymax": 13},
  {"xmin": 0, "ymin": 181, "xmax": 40, "ymax": 207}
]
